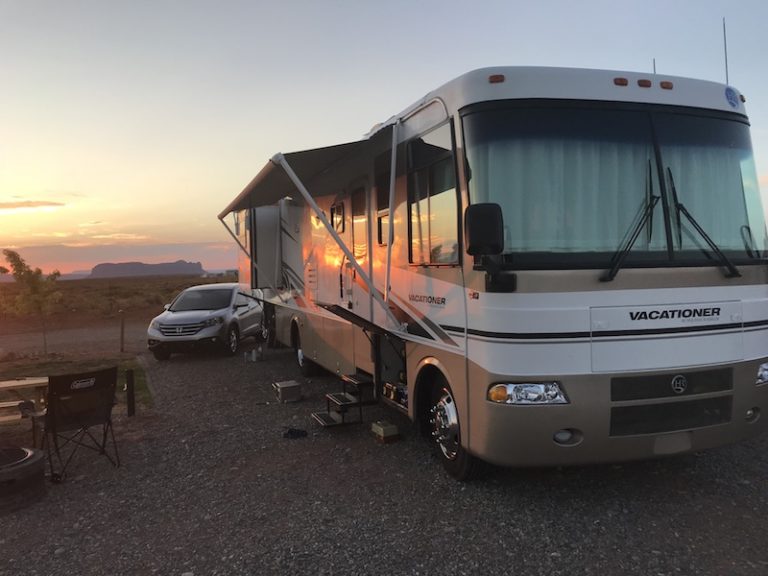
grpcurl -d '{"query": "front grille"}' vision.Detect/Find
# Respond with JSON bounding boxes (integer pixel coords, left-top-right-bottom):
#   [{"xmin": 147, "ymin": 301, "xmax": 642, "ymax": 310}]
[
  {"xmin": 610, "ymin": 397, "xmax": 732, "ymax": 436},
  {"xmin": 611, "ymin": 368, "xmax": 732, "ymax": 402},
  {"xmin": 159, "ymin": 323, "xmax": 205, "ymax": 337}
]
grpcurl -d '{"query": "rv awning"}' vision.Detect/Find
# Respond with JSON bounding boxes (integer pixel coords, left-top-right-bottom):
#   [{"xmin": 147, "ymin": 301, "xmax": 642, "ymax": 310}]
[{"xmin": 218, "ymin": 137, "xmax": 380, "ymax": 219}]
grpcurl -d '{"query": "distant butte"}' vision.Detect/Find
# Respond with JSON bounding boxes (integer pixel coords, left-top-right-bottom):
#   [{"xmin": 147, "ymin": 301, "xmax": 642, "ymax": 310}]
[{"xmin": 89, "ymin": 260, "xmax": 205, "ymax": 278}]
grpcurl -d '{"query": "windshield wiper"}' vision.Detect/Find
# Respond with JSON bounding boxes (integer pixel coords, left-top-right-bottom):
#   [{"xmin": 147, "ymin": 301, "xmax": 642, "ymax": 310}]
[
  {"xmin": 741, "ymin": 225, "xmax": 758, "ymax": 259},
  {"xmin": 602, "ymin": 162, "xmax": 660, "ymax": 282},
  {"xmin": 666, "ymin": 167, "xmax": 741, "ymax": 278},
  {"xmin": 602, "ymin": 195, "xmax": 659, "ymax": 282}
]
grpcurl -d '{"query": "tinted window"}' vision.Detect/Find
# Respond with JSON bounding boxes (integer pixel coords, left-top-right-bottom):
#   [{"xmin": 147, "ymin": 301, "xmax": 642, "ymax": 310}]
[
  {"xmin": 462, "ymin": 102, "xmax": 766, "ymax": 268},
  {"xmin": 407, "ymin": 123, "xmax": 459, "ymax": 264}
]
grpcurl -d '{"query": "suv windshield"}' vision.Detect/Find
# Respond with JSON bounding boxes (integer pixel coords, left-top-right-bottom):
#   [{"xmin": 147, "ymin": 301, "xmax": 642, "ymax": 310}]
[
  {"xmin": 462, "ymin": 101, "xmax": 767, "ymax": 269},
  {"xmin": 170, "ymin": 288, "xmax": 233, "ymax": 311}
]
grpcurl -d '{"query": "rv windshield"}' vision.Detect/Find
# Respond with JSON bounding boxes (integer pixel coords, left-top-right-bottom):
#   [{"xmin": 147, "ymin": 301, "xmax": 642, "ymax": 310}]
[{"xmin": 462, "ymin": 101, "xmax": 768, "ymax": 269}]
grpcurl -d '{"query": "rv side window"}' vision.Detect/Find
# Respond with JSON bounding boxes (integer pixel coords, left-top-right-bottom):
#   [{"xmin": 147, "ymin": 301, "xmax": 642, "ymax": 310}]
[
  {"xmin": 331, "ymin": 202, "xmax": 345, "ymax": 233},
  {"xmin": 375, "ymin": 152, "xmax": 392, "ymax": 245},
  {"xmin": 407, "ymin": 123, "xmax": 459, "ymax": 265},
  {"xmin": 351, "ymin": 187, "xmax": 367, "ymax": 264},
  {"xmin": 377, "ymin": 213, "xmax": 390, "ymax": 246}
]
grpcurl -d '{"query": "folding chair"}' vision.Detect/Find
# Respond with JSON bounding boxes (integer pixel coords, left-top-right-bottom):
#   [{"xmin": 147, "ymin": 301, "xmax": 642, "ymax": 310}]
[{"xmin": 20, "ymin": 366, "xmax": 120, "ymax": 482}]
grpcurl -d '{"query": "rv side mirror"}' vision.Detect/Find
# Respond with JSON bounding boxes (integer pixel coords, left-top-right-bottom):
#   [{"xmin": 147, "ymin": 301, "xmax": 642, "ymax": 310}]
[{"xmin": 465, "ymin": 203, "xmax": 504, "ymax": 256}]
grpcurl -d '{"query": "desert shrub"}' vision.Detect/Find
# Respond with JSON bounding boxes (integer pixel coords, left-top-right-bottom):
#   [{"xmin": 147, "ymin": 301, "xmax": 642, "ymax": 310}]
[{"xmin": 1, "ymin": 250, "xmax": 64, "ymax": 353}]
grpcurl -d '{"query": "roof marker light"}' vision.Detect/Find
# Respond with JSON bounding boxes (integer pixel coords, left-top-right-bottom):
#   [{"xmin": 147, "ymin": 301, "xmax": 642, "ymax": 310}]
[
  {"xmin": 488, "ymin": 74, "xmax": 505, "ymax": 84},
  {"xmin": 637, "ymin": 79, "xmax": 652, "ymax": 88},
  {"xmin": 660, "ymin": 81, "xmax": 674, "ymax": 90},
  {"xmin": 614, "ymin": 77, "xmax": 629, "ymax": 87}
]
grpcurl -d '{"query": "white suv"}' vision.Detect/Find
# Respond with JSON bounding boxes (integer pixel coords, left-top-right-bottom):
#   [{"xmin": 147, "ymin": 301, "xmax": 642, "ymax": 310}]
[{"xmin": 147, "ymin": 283, "xmax": 264, "ymax": 361}]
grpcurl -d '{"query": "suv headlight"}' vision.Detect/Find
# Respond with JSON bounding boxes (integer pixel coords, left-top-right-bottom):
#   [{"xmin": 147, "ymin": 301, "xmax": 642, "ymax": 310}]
[
  {"xmin": 203, "ymin": 316, "xmax": 224, "ymax": 327},
  {"xmin": 756, "ymin": 363, "xmax": 768, "ymax": 385},
  {"xmin": 150, "ymin": 320, "xmax": 160, "ymax": 331},
  {"xmin": 488, "ymin": 382, "xmax": 569, "ymax": 405}
]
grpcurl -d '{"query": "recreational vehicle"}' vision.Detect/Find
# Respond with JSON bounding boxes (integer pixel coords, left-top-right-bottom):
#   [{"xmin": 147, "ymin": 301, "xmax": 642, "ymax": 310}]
[{"xmin": 220, "ymin": 67, "xmax": 768, "ymax": 479}]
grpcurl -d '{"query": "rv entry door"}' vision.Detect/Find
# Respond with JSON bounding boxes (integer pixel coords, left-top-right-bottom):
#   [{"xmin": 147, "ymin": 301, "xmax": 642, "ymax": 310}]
[{"xmin": 349, "ymin": 186, "xmax": 374, "ymax": 372}]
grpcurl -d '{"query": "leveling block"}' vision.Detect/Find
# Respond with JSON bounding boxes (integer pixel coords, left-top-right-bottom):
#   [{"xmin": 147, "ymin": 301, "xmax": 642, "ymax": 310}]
[
  {"xmin": 272, "ymin": 380, "xmax": 302, "ymax": 403},
  {"xmin": 371, "ymin": 420, "xmax": 400, "ymax": 444}
]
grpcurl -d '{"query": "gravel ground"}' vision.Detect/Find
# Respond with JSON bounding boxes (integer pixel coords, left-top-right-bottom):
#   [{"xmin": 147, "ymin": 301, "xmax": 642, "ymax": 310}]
[{"xmin": 1, "ymin": 343, "xmax": 768, "ymax": 576}]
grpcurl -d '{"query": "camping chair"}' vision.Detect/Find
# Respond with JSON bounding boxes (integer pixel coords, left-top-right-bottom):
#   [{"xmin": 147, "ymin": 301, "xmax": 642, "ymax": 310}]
[{"xmin": 19, "ymin": 366, "xmax": 120, "ymax": 482}]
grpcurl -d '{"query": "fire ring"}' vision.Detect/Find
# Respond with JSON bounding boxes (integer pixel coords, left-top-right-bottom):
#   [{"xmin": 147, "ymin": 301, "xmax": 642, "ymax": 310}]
[{"xmin": 0, "ymin": 447, "xmax": 46, "ymax": 514}]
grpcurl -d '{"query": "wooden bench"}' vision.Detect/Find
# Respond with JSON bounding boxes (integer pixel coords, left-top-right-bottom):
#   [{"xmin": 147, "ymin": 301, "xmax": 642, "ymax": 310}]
[
  {"xmin": 0, "ymin": 378, "xmax": 48, "ymax": 425},
  {"xmin": 0, "ymin": 400, "xmax": 24, "ymax": 424}
]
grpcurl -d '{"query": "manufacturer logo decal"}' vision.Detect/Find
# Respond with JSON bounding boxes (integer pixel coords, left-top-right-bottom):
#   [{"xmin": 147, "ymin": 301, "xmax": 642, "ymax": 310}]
[
  {"xmin": 408, "ymin": 294, "xmax": 446, "ymax": 307},
  {"xmin": 176, "ymin": 327, "xmax": 183, "ymax": 334},
  {"xmin": 629, "ymin": 307, "xmax": 721, "ymax": 321},
  {"xmin": 671, "ymin": 374, "xmax": 688, "ymax": 395},
  {"xmin": 725, "ymin": 87, "xmax": 740, "ymax": 109}
]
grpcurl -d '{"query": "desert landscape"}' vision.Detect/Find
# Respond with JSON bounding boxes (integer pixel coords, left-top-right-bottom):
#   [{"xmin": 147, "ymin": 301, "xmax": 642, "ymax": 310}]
[{"xmin": 0, "ymin": 274, "xmax": 235, "ymax": 370}]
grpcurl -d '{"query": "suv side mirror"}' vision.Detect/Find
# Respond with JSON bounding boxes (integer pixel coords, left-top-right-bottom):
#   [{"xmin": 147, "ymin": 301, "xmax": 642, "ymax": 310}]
[{"xmin": 465, "ymin": 203, "xmax": 504, "ymax": 256}]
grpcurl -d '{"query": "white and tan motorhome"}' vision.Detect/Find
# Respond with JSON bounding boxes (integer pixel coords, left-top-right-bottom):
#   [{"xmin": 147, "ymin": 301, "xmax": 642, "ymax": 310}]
[{"xmin": 220, "ymin": 67, "xmax": 768, "ymax": 479}]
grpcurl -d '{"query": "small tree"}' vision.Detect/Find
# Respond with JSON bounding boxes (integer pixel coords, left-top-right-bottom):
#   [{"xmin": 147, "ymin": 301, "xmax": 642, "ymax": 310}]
[{"xmin": 1, "ymin": 249, "xmax": 62, "ymax": 354}]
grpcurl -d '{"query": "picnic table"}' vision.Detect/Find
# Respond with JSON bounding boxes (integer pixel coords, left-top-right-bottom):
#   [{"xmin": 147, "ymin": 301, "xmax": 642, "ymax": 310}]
[{"xmin": 0, "ymin": 377, "xmax": 48, "ymax": 423}]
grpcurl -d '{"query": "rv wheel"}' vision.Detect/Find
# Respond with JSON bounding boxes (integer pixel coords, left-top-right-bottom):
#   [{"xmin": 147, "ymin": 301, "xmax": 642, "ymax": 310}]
[
  {"xmin": 429, "ymin": 380, "xmax": 476, "ymax": 481},
  {"xmin": 294, "ymin": 331, "xmax": 317, "ymax": 377}
]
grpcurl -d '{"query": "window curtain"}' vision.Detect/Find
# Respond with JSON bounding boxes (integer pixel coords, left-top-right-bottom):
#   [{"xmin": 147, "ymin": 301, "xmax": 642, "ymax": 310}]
[{"xmin": 469, "ymin": 138, "xmax": 662, "ymax": 253}]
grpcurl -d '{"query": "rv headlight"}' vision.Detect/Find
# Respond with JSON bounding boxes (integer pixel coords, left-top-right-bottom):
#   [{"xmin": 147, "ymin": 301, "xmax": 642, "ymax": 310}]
[
  {"xmin": 487, "ymin": 382, "xmax": 569, "ymax": 405},
  {"xmin": 756, "ymin": 363, "xmax": 768, "ymax": 385}
]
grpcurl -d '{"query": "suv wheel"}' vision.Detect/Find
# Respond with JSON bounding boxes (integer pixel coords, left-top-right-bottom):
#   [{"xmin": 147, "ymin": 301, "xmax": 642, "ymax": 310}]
[{"xmin": 224, "ymin": 325, "xmax": 240, "ymax": 355}]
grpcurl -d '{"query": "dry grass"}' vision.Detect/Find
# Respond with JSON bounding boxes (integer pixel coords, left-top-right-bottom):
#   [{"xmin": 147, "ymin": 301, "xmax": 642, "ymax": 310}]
[{"xmin": 0, "ymin": 273, "xmax": 237, "ymax": 332}]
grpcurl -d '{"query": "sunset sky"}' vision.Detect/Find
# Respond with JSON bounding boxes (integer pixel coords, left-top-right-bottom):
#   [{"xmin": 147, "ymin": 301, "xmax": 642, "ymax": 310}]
[{"xmin": 3, "ymin": 0, "xmax": 768, "ymax": 273}]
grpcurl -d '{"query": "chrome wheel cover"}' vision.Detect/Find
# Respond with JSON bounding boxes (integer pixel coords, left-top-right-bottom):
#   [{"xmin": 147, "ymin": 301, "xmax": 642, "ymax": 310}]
[
  {"xmin": 431, "ymin": 389, "xmax": 460, "ymax": 460},
  {"xmin": 228, "ymin": 328, "xmax": 238, "ymax": 352}
]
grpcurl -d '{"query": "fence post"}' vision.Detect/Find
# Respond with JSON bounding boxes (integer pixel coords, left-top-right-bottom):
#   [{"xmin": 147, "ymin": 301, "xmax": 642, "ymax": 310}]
[
  {"xmin": 126, "ymin": 369, "xmax": 135, "ymax": 417},
  {"xmin": 119, "ymin": 309, "xmax": 125, "ymax": 352}
]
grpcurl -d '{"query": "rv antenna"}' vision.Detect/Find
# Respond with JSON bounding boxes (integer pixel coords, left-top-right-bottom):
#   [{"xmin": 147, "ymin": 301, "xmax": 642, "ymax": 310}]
[{"xmin": 723, "ymin": 17, "xmax": 729, "ymax": 85}]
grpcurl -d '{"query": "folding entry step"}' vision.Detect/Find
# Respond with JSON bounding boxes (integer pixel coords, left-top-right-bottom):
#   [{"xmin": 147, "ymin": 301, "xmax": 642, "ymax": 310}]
[{"xmin": 311, "ymin": 373, "xmax": 376, "ymax": 427}]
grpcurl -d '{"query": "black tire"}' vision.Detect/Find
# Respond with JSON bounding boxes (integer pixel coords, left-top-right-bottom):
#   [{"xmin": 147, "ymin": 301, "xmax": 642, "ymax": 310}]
[
  {"xmin": 224, "ymin": 325, "xmax": 240, "ymax": 356},
  {"xmin": 294, "ymin": 330, "xmax": 317, "ymax": 377},
  {"xmin": 427, "ymin": 378, "xmax": 477, "ymax": 481},
  {"xmin": 152, "ymin": 348, "xmax": 171, "ymax": 361}
]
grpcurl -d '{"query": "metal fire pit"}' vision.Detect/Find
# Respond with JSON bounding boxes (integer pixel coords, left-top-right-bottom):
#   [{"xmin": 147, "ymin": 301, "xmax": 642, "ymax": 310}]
[{"xmin": 0, "ymin": 447, "xmax": 46, "ymax": 514}]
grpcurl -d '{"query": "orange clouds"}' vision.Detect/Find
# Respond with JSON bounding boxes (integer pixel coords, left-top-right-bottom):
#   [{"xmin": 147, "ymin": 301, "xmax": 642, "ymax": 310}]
[{"xmin": 0, "ymin": 200, "xmax": 65, "ymax": 213}]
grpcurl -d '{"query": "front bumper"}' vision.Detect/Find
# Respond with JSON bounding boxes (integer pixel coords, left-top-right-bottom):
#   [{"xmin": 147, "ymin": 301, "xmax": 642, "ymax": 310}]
[
  {"xmin": 147, "ymin": 325, "xmax": 227, "ymax": 352},
  {"xmin": 468, "ymin": 359, "xmax": 768, "ymax": 467}
]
